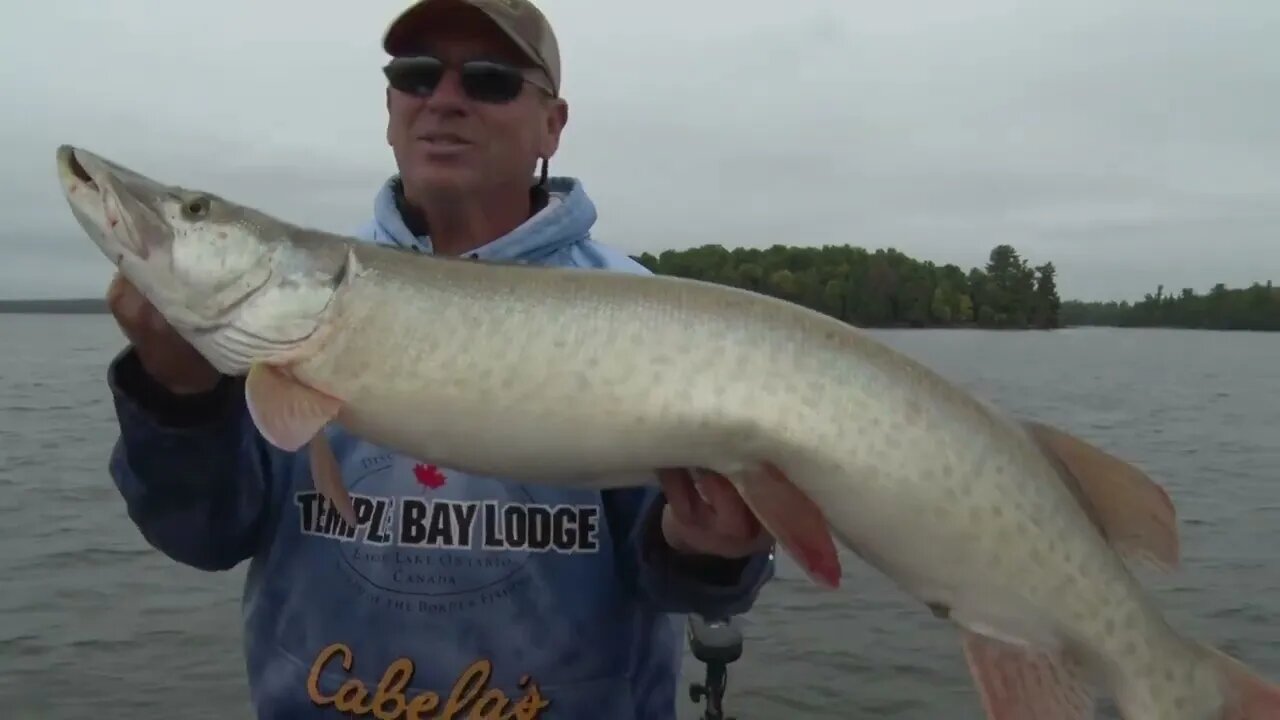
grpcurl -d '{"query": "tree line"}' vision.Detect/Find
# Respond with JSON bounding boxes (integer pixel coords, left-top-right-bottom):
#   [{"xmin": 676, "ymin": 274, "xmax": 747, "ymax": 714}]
[
  {"xmin": 633, "ymin": 243, "xmax": 1062, "ymax": 330},
  {"xmin": 6, "ymin": 243, "xmax": 1271, "ymax": 332},
  {"xmin": 1061, "ymin": 282, "xmax": 1280, "ymax": 331}
]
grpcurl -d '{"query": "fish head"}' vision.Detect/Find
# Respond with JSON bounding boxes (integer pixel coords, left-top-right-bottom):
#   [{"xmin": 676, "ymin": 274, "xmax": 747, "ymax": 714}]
[{"xmin": 55, "ymin": 144, "xmax": 350, "ymax": 375}]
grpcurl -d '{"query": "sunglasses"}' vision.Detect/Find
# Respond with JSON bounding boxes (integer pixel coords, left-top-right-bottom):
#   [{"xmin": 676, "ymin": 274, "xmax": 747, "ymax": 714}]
[{"xmin": 382, "ymin": 55, "xmax": 548, "ymax": 104}]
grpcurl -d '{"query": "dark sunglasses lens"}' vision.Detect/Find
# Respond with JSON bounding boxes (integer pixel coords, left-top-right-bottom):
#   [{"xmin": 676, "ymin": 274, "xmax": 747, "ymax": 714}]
[
  {"xmin": 384, "ymin": 56, "xmax": 527, "ymax": 103},
  {"xmin": 383, "ymin": 57, "xmax": 445, "ymax": 96},
  {"xmin": 459, "ymin": 61, "xmax": 526, "ymax": 103}
]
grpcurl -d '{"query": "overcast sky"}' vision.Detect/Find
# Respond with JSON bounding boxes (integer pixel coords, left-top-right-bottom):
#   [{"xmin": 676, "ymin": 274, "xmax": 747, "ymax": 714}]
[{"xmin": 2, "ymin": 0, "xmax": 1276, "ymax": 301}]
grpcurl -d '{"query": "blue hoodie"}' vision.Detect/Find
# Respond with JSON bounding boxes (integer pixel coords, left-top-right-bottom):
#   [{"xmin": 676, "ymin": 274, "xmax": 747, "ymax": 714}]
[{"xmin": 105, "ymin": 175, "xmax": 775, "ymax": 720}]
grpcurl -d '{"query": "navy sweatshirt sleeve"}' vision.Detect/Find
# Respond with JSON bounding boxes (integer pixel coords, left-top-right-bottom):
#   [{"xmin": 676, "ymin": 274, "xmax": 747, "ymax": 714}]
[
  {"xmin": 604, "ymin": 485, "xmax": 775, "ymax": 619},
  {"xmin": 106, "ymin": 346, "xmax": 286, "ymax": 571}
]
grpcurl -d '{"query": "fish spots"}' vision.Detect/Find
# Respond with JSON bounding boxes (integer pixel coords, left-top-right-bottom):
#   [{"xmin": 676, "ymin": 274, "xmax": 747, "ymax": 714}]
[
  {"xmin": 904, "ymin": 398, "xmax": 925, "ymax": 427},
  {"xmin": 993, "ymin": 522, "xmax": 1015, "ymax": 544},
  {"xmin": 926, "ymin": 602, "xmax": 951, "ymax": 619}
]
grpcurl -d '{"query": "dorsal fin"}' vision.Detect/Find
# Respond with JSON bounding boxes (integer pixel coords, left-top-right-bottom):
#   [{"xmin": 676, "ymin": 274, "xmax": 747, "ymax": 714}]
[{"xmin": 1022, "ymin": 420, "xmax": 1179, "ymax": 572}]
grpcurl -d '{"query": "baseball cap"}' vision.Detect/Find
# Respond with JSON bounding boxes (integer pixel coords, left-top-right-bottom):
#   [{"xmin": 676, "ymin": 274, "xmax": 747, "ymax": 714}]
[{"xmin": 382, "ymin": 0, "xmax": 561, "ymax": 96}]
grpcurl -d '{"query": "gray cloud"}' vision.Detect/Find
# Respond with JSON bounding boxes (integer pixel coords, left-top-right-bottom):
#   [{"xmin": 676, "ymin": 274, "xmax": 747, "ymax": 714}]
[{"xmin": 2, "ymin": 0, "xmax": 1276, "ymax": 301}]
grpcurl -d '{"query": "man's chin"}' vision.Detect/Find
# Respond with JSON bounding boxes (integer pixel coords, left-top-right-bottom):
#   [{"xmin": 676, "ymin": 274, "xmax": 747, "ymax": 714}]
[{"xmin": 404, "ymin": 167, "xmax": 481, "ymax": 196}]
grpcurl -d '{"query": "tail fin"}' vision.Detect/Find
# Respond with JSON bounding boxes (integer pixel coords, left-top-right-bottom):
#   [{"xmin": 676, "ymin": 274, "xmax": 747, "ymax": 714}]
[{"xmin": 1207, "ymin": 644, "xmax": 1280, "ymax": 719}]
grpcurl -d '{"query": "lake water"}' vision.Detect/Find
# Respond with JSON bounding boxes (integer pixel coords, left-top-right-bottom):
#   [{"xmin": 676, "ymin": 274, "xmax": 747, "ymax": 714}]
[{"xmin": 2, "ymin": 314, "xmax": 1277, "ymax": 719}]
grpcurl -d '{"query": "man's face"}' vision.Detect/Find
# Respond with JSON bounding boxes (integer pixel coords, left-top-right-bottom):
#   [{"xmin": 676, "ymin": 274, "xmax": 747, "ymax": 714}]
[{"xmin": 384, "ymin": 7, "xmax": 567, "ymax": 198}]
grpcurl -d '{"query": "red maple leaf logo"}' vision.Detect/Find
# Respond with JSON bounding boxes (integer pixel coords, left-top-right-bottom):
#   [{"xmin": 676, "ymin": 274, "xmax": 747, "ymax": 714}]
[{"xmin": 412, "ymin": 463, "xmax": 447, "ymax": 489}]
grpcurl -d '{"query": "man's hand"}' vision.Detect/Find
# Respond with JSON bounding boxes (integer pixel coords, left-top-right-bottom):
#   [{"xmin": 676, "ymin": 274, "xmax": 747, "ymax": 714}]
[
  {"xmin": 657, "ymin": 468, "xmax": 774, "ymax": 558},
  {"xmin": 106, "ymin": 273, "xmax": 222, "ymax": 395}
]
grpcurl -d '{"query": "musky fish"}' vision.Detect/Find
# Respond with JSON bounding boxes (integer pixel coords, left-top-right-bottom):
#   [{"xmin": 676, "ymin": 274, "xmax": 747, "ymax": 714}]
[{"xmin": 55, "ymin": 143, "xmax": 1280, "ymax": 720}]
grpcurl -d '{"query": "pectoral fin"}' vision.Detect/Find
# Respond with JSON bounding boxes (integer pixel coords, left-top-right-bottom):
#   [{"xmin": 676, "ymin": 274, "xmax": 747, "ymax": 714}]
[
  {"xmin": 309, "ymin": 429, "xmax": 356, "ymax": 527},
  {"xmin": 245, "ymin": 363, "xmax": 343, "ymax": 451},
  {"xmin": 717, "ymin": 461, "xmax": 842, "ymax": 589},
  {"xmin": 244, "ymin": 363, "xmax": 355, "ymax": 526}
]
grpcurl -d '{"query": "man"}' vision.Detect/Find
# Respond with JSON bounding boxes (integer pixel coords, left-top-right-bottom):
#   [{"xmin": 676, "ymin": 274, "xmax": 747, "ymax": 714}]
[{"xmin": 103, "ymin": 0, "xmax": 776, "ymax": 717}]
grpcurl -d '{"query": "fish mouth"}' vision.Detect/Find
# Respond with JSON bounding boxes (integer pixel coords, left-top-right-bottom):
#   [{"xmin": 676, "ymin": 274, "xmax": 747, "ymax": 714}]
[
  {"xmin": 57, "ymin": 144, "xmax": 102, "ymax": 195},
  {"xmin": 65, "ymin": 147, "xmax": 97, "ymax": 191},
  {"xmin": 56, "ymin": 145, "xmax": 148, "ymax": 262}
]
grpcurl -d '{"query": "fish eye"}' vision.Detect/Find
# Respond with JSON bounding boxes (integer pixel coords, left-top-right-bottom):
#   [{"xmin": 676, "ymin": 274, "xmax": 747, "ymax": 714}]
[{"xmin": 182, "ymin": 195, "xmax": 211, "ymax": 219}]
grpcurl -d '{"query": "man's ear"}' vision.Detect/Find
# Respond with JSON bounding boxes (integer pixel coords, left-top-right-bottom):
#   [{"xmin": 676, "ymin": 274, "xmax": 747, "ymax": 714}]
[
  {"xmin": 540, "ymin": 97, "xmax": 569, "ymax": 158},
  {"xmin": 385, "ymin": 87, "xmax": 394, "ymax": 146}
]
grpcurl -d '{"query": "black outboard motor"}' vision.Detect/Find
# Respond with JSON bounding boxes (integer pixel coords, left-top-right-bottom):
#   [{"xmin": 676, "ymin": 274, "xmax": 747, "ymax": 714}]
[{"xmin": 686, "ymin": 614, "xmax": 744, "ymax": 720}]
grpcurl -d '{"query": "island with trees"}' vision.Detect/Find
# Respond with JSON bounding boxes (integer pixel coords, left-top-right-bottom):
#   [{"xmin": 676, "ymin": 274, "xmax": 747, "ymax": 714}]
[{"xmin": 634, "ymin": 243, "xmax": 1062, "ymax": 330}]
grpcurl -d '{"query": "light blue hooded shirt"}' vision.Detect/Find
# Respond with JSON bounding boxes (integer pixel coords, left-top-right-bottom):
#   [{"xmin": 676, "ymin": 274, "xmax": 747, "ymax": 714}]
[{"xmin": 105, "ymin": 174, "xmax": 775, "ymax": 720}]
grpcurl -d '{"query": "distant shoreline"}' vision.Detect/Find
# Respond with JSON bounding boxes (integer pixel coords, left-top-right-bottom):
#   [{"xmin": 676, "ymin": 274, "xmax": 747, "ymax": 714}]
[{"xmin": 0, "ymin": 299, "xmax": 107, "ymax": 314}]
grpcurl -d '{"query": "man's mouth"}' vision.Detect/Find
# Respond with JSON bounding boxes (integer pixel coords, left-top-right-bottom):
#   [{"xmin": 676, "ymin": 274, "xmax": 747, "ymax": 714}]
[{"xmin": 419, "ymin": 132, "xmax": 472, "ymax": 149}]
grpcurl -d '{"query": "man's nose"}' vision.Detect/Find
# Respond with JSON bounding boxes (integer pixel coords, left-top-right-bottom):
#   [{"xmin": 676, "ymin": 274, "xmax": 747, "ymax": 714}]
[{"xmin": 423, "ymin": 68, "xmax": 470, "ymax": 111}]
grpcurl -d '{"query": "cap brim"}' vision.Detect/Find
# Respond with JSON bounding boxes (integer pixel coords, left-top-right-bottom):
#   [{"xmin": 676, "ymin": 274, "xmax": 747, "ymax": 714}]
[{"xmin": 381, "ymin": 0, "xmax": 556, "ymax": 93}]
